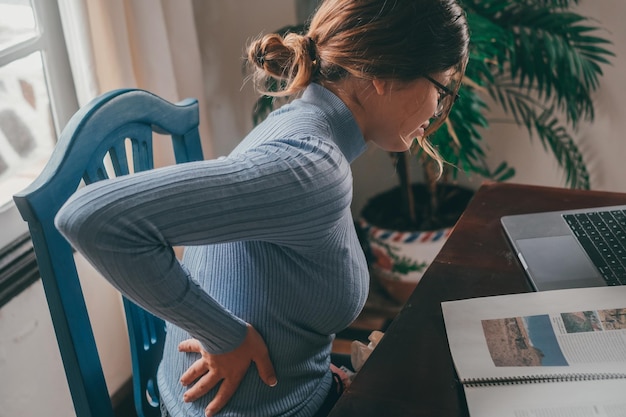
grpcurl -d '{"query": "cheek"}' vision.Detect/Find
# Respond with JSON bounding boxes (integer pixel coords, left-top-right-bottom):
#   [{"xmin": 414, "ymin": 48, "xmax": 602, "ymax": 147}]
[
  {"xmin": 425, "ymin": 89, "xmax": 440, "ymax": 117},
  {"xmin": 401, "ymin": 99, "xmax": 432, "ymax": 129},
  {"xmin": 406, "ymin": 85, "xmax": 438, "ymax": 120}
]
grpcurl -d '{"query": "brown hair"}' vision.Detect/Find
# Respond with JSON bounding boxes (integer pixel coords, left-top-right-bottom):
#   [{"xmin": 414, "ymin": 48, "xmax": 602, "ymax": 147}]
[
  {"xmin": 248, "ymin": 0, "xmax": 468, "ymax": 91},
  {"xmin": 247, "ymin": 0, "xmax": 469, "ymax": 163}
]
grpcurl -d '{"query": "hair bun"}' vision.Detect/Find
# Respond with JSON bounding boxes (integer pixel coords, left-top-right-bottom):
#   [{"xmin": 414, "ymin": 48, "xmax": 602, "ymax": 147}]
[
  {"xmin": 304, "ymin": 36, "xmax": 317, "ymax": 63},
  {"xmin": 247, "ymin": 32, "xmax": 320, "ymax": 97},
  {"xmin": 253, "ymin": 44, "xmax": 265, "ymax": 67}
]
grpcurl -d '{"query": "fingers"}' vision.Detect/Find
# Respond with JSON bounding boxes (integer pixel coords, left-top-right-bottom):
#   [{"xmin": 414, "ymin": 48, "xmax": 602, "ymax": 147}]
[
  {"xmin": 176, "ymin": 326, "xmax": 278, "ymax": 417},
  {"xmin": 183, "ymin": 370, "xmax": 222, "ymax": 404},
  {"xmin": 178, "ymin": 338, "xmax": 202, "ymax": 353},
  {"xmin": 178, "ymin": 339, "xmax": 209, "ymax": 387},
  {"xmin": 247, "ymin": 326, "xmax": 278, "ymax": 387},
  {"xmin": 254, "ymin": 348, "xmax": 278, "ymax": 387},
  {"xmin": 180, "ymin": 358, "xmax": 208, "ymax": 387},
  {"xmin": 205, "ymin": 376, "xmax": 240, "ymax": 417}
]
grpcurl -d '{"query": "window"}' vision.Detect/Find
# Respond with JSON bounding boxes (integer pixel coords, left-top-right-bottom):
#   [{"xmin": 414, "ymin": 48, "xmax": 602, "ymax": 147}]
[{"xmin": 0, "ymin": 0, "xmax": 78, "ymax": 306}]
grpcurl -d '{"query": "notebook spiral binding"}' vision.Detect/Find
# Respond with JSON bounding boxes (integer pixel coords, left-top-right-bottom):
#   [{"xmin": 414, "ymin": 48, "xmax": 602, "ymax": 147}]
[{"xmin": 463, "ymin": 372, "xmax": 626, "ymax": 388}]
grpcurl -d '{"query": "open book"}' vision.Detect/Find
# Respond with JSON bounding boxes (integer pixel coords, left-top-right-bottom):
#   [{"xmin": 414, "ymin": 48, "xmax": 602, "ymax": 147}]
[{"xmin": 441, "ymin": 286, "xmax": 626, "ymax": 417}]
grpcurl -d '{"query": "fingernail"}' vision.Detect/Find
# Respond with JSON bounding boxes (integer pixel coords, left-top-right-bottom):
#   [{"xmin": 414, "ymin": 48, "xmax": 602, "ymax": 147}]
[{"xmin": 269, "ymin": 378, "xmax": 278, "ymax": 387}]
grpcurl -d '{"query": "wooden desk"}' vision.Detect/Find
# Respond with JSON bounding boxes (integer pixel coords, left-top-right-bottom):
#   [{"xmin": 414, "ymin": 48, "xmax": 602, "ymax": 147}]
[{"xmin": 329, "ymin": 182, "xmax": 626, "ymax": 417}]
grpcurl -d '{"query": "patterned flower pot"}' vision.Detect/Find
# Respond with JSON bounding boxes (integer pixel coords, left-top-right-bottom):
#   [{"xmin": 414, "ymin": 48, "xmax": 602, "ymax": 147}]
[
  {"xmin": 359, "ymin": 183, "xmax": 474, "ymax": 304},
  {"xmin": 359, "ymin": 218, "xmax": 452, "ymax": 304}
]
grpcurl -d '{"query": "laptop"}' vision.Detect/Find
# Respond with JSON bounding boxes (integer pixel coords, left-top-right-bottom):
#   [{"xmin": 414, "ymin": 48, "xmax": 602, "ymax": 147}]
[{"xmin": 501, "ymin": 205, "xmax": 626, "ymax": 291}]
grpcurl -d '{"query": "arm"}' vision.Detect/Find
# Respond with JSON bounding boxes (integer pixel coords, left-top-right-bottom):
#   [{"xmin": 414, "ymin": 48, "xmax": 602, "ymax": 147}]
[{"xmin": 54, "ymin": 137, "xmax": 352, "ymax": 353}]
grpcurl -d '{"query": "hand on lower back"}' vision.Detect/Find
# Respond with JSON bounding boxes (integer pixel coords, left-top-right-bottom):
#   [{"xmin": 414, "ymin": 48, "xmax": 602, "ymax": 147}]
[{"xmin": 178, "ymin": 324, "xmax": 278, "ymax": 416}]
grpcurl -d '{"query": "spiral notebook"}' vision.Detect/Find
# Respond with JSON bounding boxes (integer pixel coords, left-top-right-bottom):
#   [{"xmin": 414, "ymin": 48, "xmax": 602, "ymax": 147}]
[{"xmin": 441, "ymin": 286, "xmax": 626, "ymax": 417}]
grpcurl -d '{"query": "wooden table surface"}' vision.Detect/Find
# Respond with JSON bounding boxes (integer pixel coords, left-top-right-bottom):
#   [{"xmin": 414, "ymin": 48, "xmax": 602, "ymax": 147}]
[{"xmin": 328, "ymin": 182, "xmax": 626, "ymax": 417}]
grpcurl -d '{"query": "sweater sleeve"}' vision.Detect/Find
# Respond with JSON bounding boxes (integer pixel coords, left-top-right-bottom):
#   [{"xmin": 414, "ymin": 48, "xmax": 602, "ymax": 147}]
[{"xmin": 54, "ymin": 137, "xmax": 353, "ymax": 354}]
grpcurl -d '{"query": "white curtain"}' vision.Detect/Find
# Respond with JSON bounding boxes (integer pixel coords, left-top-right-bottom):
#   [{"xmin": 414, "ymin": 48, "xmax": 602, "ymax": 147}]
[
  {"xmin": 57, "ymin": 0, "xmax": 215, "ymax": 163},
  {"xmin": 52, "ymin": 0, "xmax": 213, "ymax": 393}
]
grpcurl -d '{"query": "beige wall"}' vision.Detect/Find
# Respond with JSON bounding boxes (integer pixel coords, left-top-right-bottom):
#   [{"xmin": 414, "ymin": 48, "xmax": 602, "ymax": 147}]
[{"xmin": 192, "ymin": 0, "xmax": 298, "ymax": 158}]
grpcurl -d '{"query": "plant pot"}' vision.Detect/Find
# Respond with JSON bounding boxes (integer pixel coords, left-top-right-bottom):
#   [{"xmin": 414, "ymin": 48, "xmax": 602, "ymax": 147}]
[
  {"xmin": 359, "ymin": 183, "xmax": 474, "ymax": 304},
  {"xmin": 359, "ymin": 218, "xmax": 452, "ymax": 303}
]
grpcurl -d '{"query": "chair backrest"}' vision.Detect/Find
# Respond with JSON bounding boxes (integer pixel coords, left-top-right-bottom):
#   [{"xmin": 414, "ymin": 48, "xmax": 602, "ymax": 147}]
[{"xmin": 13, "ymin": 89, "xmax": 204, "ymax": 417}]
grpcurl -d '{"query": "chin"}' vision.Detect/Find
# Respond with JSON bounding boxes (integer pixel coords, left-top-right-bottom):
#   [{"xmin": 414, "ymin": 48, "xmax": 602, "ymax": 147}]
[
  {"xmin": 368, "ymin": 133, "xmax": 413, "ymax": 152},
  {"xmin": 392, "ymin": 140, "xmax": 413, "ymax": 152},
  {"xmin": 372, "ymin": 142, "xmax": 411, "ymax": 152},
  {"xmin": 395, "ymin": 144, "xmax": 412, "ymax": 152}
]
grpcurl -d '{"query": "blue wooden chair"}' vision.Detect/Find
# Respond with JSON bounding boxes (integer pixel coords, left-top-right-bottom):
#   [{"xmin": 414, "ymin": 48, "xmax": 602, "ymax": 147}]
[{"xmin": 13, "ymin": 89, "xmax": 204, "ymax": 417}]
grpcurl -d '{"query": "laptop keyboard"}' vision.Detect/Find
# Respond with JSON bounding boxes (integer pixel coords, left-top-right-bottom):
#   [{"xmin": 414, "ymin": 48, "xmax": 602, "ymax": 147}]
[{"xmin": 563, "ymin": 210, "xmax": 626, "ymax": 286}]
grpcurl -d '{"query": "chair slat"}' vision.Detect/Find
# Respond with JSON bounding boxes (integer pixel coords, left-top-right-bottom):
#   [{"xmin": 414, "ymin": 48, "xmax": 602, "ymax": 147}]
[
  {"xmin": 109, "ymin": 140, "xmax": 132, "ymax": 177},
  {"xmin": 132, "ymin": 136, "xmax": 154, "ymax": 173}
]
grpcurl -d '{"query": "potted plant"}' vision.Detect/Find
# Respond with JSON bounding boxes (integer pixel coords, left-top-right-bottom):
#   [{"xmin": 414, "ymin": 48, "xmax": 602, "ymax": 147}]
[{"xmin": 252, "ymin": 0, "xmax": 614, "ymax": 303}]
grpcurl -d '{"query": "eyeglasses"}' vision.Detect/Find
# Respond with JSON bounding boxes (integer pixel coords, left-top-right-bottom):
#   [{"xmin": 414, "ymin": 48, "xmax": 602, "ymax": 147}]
[{"xmin": 424, "ymin": 75, "xmax": 460, "ymax": 118}]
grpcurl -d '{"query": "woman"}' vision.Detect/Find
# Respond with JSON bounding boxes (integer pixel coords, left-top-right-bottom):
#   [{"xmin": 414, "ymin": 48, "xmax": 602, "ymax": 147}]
[{"xmin": 55, "ymin": 0, "xmax": 469, "ymax": 416}]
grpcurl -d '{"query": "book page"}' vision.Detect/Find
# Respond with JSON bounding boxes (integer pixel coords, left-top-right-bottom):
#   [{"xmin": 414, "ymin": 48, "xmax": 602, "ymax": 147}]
[
  {"xmin": 463, "ymin": 378, "xmax": 626, "ymax": 417},
  {"xmin": 442, "ymin": 286, "xmax": 626, "ymax": 382}
]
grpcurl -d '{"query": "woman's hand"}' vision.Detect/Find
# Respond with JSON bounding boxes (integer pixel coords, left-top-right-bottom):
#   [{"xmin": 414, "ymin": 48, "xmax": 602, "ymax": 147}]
[{"xmin": 178, "ymin": 324, "xmax": 278, "ymax": 417}]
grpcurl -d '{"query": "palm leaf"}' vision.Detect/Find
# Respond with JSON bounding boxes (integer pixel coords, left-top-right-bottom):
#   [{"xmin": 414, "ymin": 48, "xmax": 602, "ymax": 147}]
[{"xmin": 455, "ymin": 0, "xmax": 613, "ymax": 189}]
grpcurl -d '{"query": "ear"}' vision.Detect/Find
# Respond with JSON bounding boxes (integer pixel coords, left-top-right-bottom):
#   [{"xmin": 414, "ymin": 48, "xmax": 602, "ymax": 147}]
[{"xmin": 371, "ymin": 79, "xmax": 388, "ymax": 96}]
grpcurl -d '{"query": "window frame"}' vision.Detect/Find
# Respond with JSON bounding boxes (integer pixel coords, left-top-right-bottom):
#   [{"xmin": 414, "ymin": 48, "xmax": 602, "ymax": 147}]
[{"xmin": 0, "ymin": 0, "xmax": 78, "ymax": 306}]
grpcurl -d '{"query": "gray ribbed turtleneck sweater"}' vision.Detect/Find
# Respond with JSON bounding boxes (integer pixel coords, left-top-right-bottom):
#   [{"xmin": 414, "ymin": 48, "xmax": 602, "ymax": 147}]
[{"xmin": 55, "ymin": 83, "xmax": 369, "ymax": 416}]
